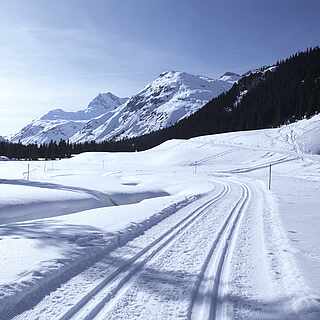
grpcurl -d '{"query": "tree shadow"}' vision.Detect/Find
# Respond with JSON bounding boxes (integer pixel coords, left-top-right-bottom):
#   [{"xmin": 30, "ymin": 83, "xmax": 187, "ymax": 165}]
[
  {"xmin": 89, "ymin": 252, "xmax": 320, "ymax": 319},
  {"xmin": 0, "ymin": 220, "xmax": 110, "ymax": 251},
  {"xmin": 1, "ymin": 221, "xmax": 319, "ymax": 320}
]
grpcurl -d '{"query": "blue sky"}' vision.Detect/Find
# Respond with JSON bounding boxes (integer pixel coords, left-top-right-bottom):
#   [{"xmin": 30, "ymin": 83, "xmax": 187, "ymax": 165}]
[{"xmin": 1, "ymin": 0, "xmax": 319, "ymax": 135}]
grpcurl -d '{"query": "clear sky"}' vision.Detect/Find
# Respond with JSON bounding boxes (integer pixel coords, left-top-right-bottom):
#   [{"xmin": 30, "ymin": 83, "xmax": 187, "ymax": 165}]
[{"xmin": 0, "ymin": 0, "xmax": 319, "ymax": 136}]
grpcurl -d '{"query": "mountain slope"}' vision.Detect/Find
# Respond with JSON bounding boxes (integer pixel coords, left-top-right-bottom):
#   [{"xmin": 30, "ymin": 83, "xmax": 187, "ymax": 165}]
[
  {"xmin": 11, "ymin": 93, "xmax": 128, "ymax": 144},
  {"xmin": 41, "ymin": 93, "xmax": 128, "ymax": 121},
  {"xmin": 11, "ymin": 71, "xmax": 239, "ymax": 144},
  {"xmin": 104, "ymin": 47, "xmax": 320, "ymax": 152},
  {"xmin": 70, "ymin": 71, "xmax": 240, "ymax": 142}
]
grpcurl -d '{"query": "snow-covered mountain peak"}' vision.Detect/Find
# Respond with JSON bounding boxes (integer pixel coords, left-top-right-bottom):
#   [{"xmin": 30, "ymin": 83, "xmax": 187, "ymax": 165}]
[
  {"xmin": 12, "ymin": 92, "xmax": 128, "ymax": 144},
  {"xmin": 74, "ymin": 70, "xmax": 240, "ymax": 143},
  {"xmin": 41, "ymin": 108, "xmax": 71, "ymax": 120},
  {"xmin": 159, "ymin": 70, "xmax": 178, "ymax": 77},
  {"xmin": 40, "ymin": 92, "xmax": 127, "ymax": 122},
  {"xmin": 152, "ymin": 70, "xmax": 240, "ymax": 93},
  {"xmin": 12, "ymin": 71, "xmax": 239, "ymax": 144},
  {"xmin": 218, "ymin": 72, "xmax": 241, "ymax": 83},
  {"xmin": 123, "ymin": 71, "xmax": 219, "ymax": 114},
  {"xmin": 86, "ymin": 92, "xmax": 128, "ymax": 114},
  {"xmin": 155, "ymin": 70, "xmax": 213, "ymax": 84}
]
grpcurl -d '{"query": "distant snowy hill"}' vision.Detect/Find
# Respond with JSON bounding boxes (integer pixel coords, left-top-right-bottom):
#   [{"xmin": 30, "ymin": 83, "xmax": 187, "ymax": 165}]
[
  {"xmin": 201, "ymin": 113, "xmax": 320, "ymax": 155},
  {"xmin": 11, "ymin": 71, "xmax": 240, "ymax": 144}
]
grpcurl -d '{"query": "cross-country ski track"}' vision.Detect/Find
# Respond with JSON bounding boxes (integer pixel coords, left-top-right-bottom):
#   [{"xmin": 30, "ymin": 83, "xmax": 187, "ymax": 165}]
[
  {"xmin": 10, "ymin": 176, "xmax": 317, "ymax": 320},
  {"xmin": 1, "ymin": 115, "xmax": 320, "ymax": 319}
]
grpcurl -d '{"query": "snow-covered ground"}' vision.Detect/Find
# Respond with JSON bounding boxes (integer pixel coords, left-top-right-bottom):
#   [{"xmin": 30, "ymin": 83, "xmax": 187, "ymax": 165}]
[{"xmin": 1, "ymin": 115, "xmax": 320, "ymax": 319}]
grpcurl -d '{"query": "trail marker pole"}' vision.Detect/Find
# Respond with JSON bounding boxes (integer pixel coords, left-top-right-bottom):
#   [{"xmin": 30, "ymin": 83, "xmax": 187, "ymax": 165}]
[
  {"xmin": 268, "ymin": 164, "xmax": 272, "ymax": 190},
  {"xmin": 27, "ymin": 163, "xmax": 30, "ymax": 181}
]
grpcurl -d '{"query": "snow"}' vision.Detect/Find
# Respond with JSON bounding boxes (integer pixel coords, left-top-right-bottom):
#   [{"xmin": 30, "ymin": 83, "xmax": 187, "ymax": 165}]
[
  {"xmin": 1, "ymin": 114, "xmax": 320, "ymax": 319},
  {"xmin": 10, "ymin": 93, "xmax": 128, "ymax": 144},
  {"xmin": 243, "ymin": 65, "xmax": 278, "ymax": 77},
  {"xmin": 72, "ymin": 71, "xmax": 240, "ymax": 142},
  {"xmin": 0, "ymin": 238, "xmax": 64, "ymax": 284},
  {"xmin": 218, "ymin": 71, "xmax": 241, "ymax": 83},
  {"xmin": 10, "ymin": 71, "xmax": 240, "ymax": 144}
]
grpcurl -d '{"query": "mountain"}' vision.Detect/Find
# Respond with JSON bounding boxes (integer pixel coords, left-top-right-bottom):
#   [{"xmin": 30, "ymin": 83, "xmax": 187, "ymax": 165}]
[
  {"xmin": 11, "ymin": 93, "xmax": 128, "ymax": 144},
  {"xmin": 3, "ymin": 47, "xmax": 320, "ymax": 159},
  {"xmin": 70, "ymin": 71, "xmax": 239, "ymax": 142},
  {"xmin": 217, "ymin": 71, "xmax": 242, "ymax": 82},
  {"xmin": 11, "ymin": 71, "xmax": 240, "ymax": 144},
  {"xmin": 102, "ymin": 47, "xmax": 320, "ymax": 152},
  {"xmin": 41, "ymin": 93, "xmax": 128, "ymax": 121}
]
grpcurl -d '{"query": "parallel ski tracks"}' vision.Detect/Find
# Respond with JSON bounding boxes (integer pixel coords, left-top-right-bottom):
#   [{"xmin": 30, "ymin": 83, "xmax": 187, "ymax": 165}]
[
  {"xmin": 50, "ymin": 183, "xmax": 231, "ymax": 320},
  {"xmin": 14, "ymin": 181, "xmax": 251, "ymax": 320},
  {"xmin": 189, "ymin": 182, "xmax": 250, "ymax": 320}
]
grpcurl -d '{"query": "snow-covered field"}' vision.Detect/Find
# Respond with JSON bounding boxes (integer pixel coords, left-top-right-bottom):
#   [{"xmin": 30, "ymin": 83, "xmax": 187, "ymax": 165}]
[{"xmin": 1, "ymin": 115, "xmax": 320, "ymax": 319}]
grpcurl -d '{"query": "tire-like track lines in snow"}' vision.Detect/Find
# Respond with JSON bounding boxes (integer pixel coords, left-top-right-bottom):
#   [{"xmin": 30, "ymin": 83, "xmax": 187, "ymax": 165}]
[
  {"xmin": 55, "ymin": 183, "xmax": 230, "ymax": 320},
  {"xmin": 189, "ymin": 182, "xmax": 250, "ymax": 320}
]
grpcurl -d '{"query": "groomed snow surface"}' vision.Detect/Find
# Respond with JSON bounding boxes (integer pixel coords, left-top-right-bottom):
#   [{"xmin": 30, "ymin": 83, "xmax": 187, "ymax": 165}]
[{"xmin": 1, "ymin": 114, "xmax": 320, "ymax": 319}]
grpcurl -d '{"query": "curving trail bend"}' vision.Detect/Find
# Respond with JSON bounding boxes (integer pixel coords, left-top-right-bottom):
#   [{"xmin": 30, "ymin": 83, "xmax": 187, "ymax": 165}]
[{"xmin": 11, "ymin": 175, "xmax": 317, "ymax": 320}]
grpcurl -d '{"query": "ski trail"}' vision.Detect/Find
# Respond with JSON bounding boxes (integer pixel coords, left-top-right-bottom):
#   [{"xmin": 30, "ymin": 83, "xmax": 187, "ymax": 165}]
[
  {"xmin": 195, "ymin": 149, "xmax": 234, "ymax": 165},
  {"xmin": 189, "ymin": 182, "xmax": 250, "ymax": 320},
  {"xmin": 94, "ymin": 180, "xmax": 249, "ymax": 320},
  {"xmin": 5, "ymin": 196, "xmax": 195, "ymax": 320},
  {"xmin": 12, "ymin": 183, "xmax": 229, "ymax": 320},
  {"xmin": 58, "ymin": 185, "xmax": 229, "ymax": 320}
]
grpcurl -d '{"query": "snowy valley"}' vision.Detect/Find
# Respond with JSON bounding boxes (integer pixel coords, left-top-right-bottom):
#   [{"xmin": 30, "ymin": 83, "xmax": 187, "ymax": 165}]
[
  {"xmin": 1, "ymin": 114, "xmax": 320, "ymax": 319},
  {"xmin": 1, "ymin": 1, "xmax": 319, "ymax": 319}
]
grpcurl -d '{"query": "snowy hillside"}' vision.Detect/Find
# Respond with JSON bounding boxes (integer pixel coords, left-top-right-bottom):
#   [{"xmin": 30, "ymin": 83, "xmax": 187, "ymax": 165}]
[
  {"xmin": 11, "ymin": 71, "xmax": 239, "ymax": 144},
  {"xmin": 71, "ymin": 71, "xmax": 240, "ymax": 142},
  {"xmin": 0, "ymin": 114, "xmax": 319, "ymax": 319},
  {"xmin": 11, "ymin": 93, "xmax": 128, "ymax": 144},
  {"xmin": 202, "ymin": 113, "xmax": 320, "ymax": 155}
]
